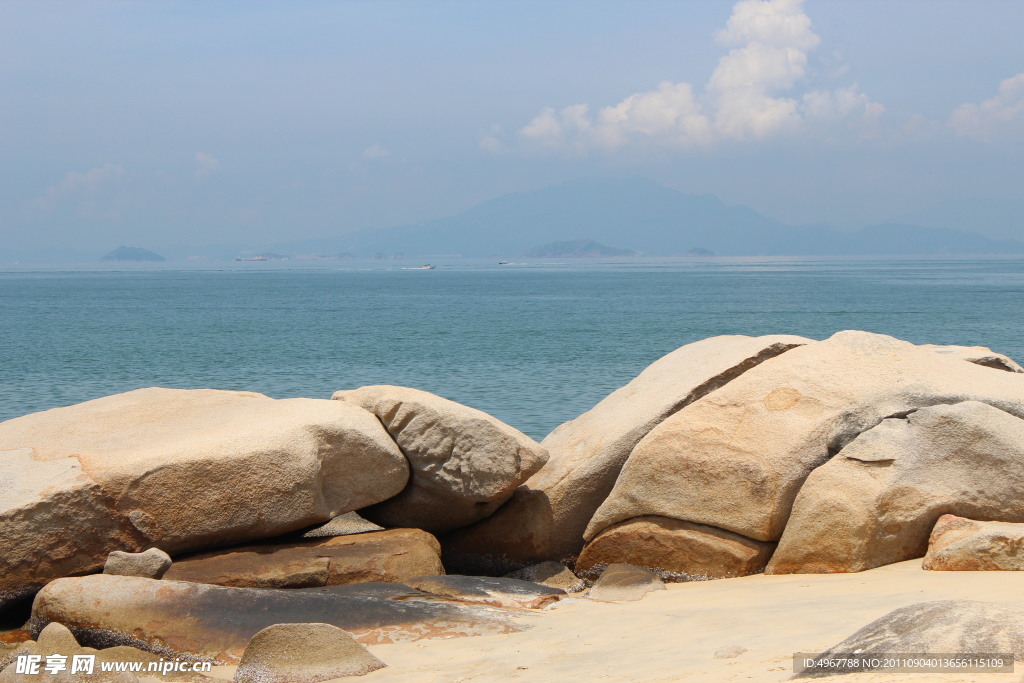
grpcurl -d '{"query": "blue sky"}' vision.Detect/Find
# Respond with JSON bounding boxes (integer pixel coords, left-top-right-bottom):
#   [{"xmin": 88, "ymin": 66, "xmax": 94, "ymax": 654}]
[{"xmin": 2, "ymin": 0, "xmax": 1023, "ymax": 253}]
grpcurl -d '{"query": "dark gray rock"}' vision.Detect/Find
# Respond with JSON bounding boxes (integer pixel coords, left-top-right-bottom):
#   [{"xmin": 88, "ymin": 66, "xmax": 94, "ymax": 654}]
[
  {"xmin": 406, "ymin": 575, "xmax": 565, "ymax": 609},
  {"xmin": 796, "ymin": 600, "xmax": 1024, "ymax": 677}
]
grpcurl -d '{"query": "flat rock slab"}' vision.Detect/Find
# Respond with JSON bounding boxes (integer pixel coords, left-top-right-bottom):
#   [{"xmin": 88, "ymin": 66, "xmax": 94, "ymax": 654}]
[
  {"xmin": 796, "ymin": 600, "xmax": 1024, "ymax": 677},
  {"xmin": 29, "ymin": 575, "xmax": 525, "ymax": 663},
  {"xmin": 405, "ymin": 575, "xmax": 565, "ymax": 610},
  {"xmin": 0, "ymin": 388, "xmax": 408, "ymax": 609},
  {"xmin": 924, "ymin": 515, "xmax": 1024, "ymax": 571},
  {"xmin": 295, "ymin": 583, "xmax": 452, "ymax": 602},
  {"xmin": 587, "ymin": 563, "xmax": 665, "ymax": 602},
  {"xmin": 163, "ymin": 529, "xmax": 443, "ymax": 588},
  {"xmin": 334, "ymin": 385, "xmax": 547, "ymax": 534}
]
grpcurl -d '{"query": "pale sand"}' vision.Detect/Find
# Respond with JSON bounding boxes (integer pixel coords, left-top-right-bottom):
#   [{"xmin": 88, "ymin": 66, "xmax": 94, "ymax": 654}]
[{"xmin": 188, "ymin": 560, "xmax": 1024, "ymax": 682}]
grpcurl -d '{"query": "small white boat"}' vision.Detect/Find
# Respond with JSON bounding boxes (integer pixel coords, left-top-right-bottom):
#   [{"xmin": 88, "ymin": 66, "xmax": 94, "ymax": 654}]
[{"xmin": 418, "ymin": 264, "xmax": 436, "ymax": 270}]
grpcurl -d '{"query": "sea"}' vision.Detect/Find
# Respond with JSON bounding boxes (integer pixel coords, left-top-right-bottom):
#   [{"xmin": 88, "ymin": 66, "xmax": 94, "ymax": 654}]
[{"xmin": 2, "ymin": 256, "xmax": 1022, "ymax": 440}]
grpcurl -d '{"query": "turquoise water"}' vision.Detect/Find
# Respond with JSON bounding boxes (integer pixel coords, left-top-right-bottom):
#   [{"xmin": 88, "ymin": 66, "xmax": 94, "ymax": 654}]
[{"xmin": 2, "ymin": 257, "xmax": 1023, "ymax": 440}]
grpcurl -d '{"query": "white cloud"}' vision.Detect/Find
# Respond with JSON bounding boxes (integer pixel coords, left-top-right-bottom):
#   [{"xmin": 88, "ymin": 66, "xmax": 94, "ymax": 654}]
[
  {"xmin": 194, "ymin": 152, "xmax": 220, "ymax": 179},
  {"xmin": 361, "ymin": 143, "xmax": 392, "ymax": 161},
  {"xmin": 950, "ymin": 73, "xmax": 1024, "ymax": 141},
  {"xmin": 715, "ymin": 0, "xmax": 819, "ymax": 51},
  {"xmin": 500, "ymin": 0, "xmax": 882, "ymax": 154},
  {"xmin": 28, "ymin": 163, "xmax": 126, "ymax": 213}
]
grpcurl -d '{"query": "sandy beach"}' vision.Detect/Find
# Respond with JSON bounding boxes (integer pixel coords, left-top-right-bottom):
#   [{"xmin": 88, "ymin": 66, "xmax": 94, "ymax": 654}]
[{"xmin": 167, "ymin": 559, "xmax": 1021, "ymax": 682}]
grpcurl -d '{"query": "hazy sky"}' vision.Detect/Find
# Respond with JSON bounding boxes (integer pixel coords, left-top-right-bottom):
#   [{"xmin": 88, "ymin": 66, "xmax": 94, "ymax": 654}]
[{"xmin": 2, "ymin": 0, "xmax": 1024, "ymax": 252}]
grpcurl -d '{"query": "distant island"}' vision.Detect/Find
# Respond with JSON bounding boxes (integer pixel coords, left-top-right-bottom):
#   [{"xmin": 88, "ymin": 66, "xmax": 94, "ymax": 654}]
[
  {"xmin": 15, "ymin": 177, "xmax": 1024, "ymax": 264},
  {"xmin": 518, "ymin": 239, "xmax": 637, "ymax": 258},
  {"xmin": 235, "ymin": 252, "xmax": 290, "ymax": 262},
  {"xmin": 100, "ymin": 246, "xmax": 166, "ymax": 262}
]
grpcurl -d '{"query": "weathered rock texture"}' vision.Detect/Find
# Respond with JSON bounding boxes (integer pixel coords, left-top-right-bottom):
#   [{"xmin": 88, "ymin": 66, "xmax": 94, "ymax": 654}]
[
  {"xmin": 576, "ymin": 516, "xmax": 775, "ymax": 580},
  {"xmin": 505, "ymin": 561, "xmax": 585, "ymax": 592},
  {"xmin": 163, "ymin": 529, "xmax": 444, "ymax": 588},
  {"xmin": 301, "ymin": 511, "xmax": 384, "ymax": 538},
  {"xmin": 587, "ymin": 563, "xmax": 665, "ymax": 602},
  {"xmin": 588, "ymin": 332, "xmax": 1024, "ymax": 549},
  {"xmin": 30, "ymin": 575, "xmax": 524, "ymax": 662},
  {"xmin": 103, "ymin": 548, "xmax": 172, "ymax": 579},
  {"xmin": 768, "ymin": 401, "xmax": 1024, "ymax": 573},
  {"xmin": 334, "ymin": 385, "xmax": 547, "ymax": 534},
  {"xmin": 0, "ymin": 388, "xmax": 408, "ymax": 609},
  {"xmin": 233, "ymin": 623, "xmax": 385, "ymax": 683},
  {"xmin": 796, "ymin": 600, "xmax": 1024, "ymax": 677},
  {"xmin": 443, "ymin": 334, "xmax": 810, "ymax": 571},
  {"xmin": 0, "ymin": 622, "xmax": 173, "ymax": 683},
  {"xmin": 405, "ymin": 575, "xmax": 565, "ymax": 610},
  {"xmin": 922, "ymin": 344, "xmax": 1024, "ymax": 372},
  {"xmin": 923, "ymin": 515, "xmax": 1024, "ymax": 571}
]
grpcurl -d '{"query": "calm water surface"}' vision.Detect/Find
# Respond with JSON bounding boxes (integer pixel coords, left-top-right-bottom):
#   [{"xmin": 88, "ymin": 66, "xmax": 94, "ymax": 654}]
[{"xmin": 2, "ymin": 256, "xmax": 1022, "ymax": 439}]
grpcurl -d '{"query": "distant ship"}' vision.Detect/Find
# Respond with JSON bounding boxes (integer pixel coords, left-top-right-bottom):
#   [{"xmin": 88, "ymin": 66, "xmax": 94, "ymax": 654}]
[
  {"xmin": 418, "ymin": 264, "xmax": 436, "ymax": 270},
  {"xmin": 236, "ymin": 256, "xmax": 267, "ymax": 262}
]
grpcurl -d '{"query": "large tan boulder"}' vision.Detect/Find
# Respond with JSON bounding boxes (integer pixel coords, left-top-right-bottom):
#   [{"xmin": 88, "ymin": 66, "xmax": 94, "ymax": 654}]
[
  {"xmin": 588, "ymin": 332, "xmax": 1024, "ymax": 548},
  {"xmin": 163, "ymin": 528, "xmax": 444, "ymax": 588},
  {"xmin": 442, "ymin": 334, "xmax": 810, "ymax": 570},
  {"xmin": 233, "ymin": 623, "xmax": 385, "ymax": 682},
  {"xmin": 29, "ymin": 575, "xmax": 524, "ymax": 662},
  {"xmin": 333, "ymin": 385, "xmax": 547, "ymax": 533},
  {"xmin": 0, "ymin": 388, "xmax": 408, "ymax": 609},
  {"xmin": 923, "ymin": 514, "xmax": 1024, "ymax": 571},
  {"xmin": 768, "ymin": 401, "xmax": 1024, "ymax": 573},
  {"xmin": 576, "ymin": 516, "xmax": 775, "ymax": 580}
]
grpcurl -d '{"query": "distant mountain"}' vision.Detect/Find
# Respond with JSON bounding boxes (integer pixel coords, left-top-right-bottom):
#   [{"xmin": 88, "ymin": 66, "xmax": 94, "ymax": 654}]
[
  {"xmin": 100, "ymin": 246, "xmax": 166, "ymax": 262},
  {"xmin": 332, "ymin": 177, "xmax": 789, "ymax": 258},
  {"xmin": 895, "ymin": 197, "xmax": 1024, "ymax": 242},
  {"xmin": 5, "ymin": 178, "xmax": 1022, "ymax": 264},
  {"xmin": 326, "ymin": 177, "xmax": 1024, "ymax": 258},
  {"xmin": 518, "ymin": 239, "xmax": 637, "ymax": 258}
]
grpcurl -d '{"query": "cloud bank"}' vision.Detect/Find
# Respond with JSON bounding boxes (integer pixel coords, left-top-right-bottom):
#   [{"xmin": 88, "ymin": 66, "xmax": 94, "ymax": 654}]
[
  {"xmin": 488, "ymin": 0, "xmax": 882, "ymax": 154},
  {"xmin": 194, "ymin": 152, "xmax": 220, "ymax": 179},
  {"xmin": 950, "ymin": 73, "xmax": 1024, "ymax": 141},
  {"xmin": 27, "ymin": 164, "xmax": 126, "ymax": 214}
]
